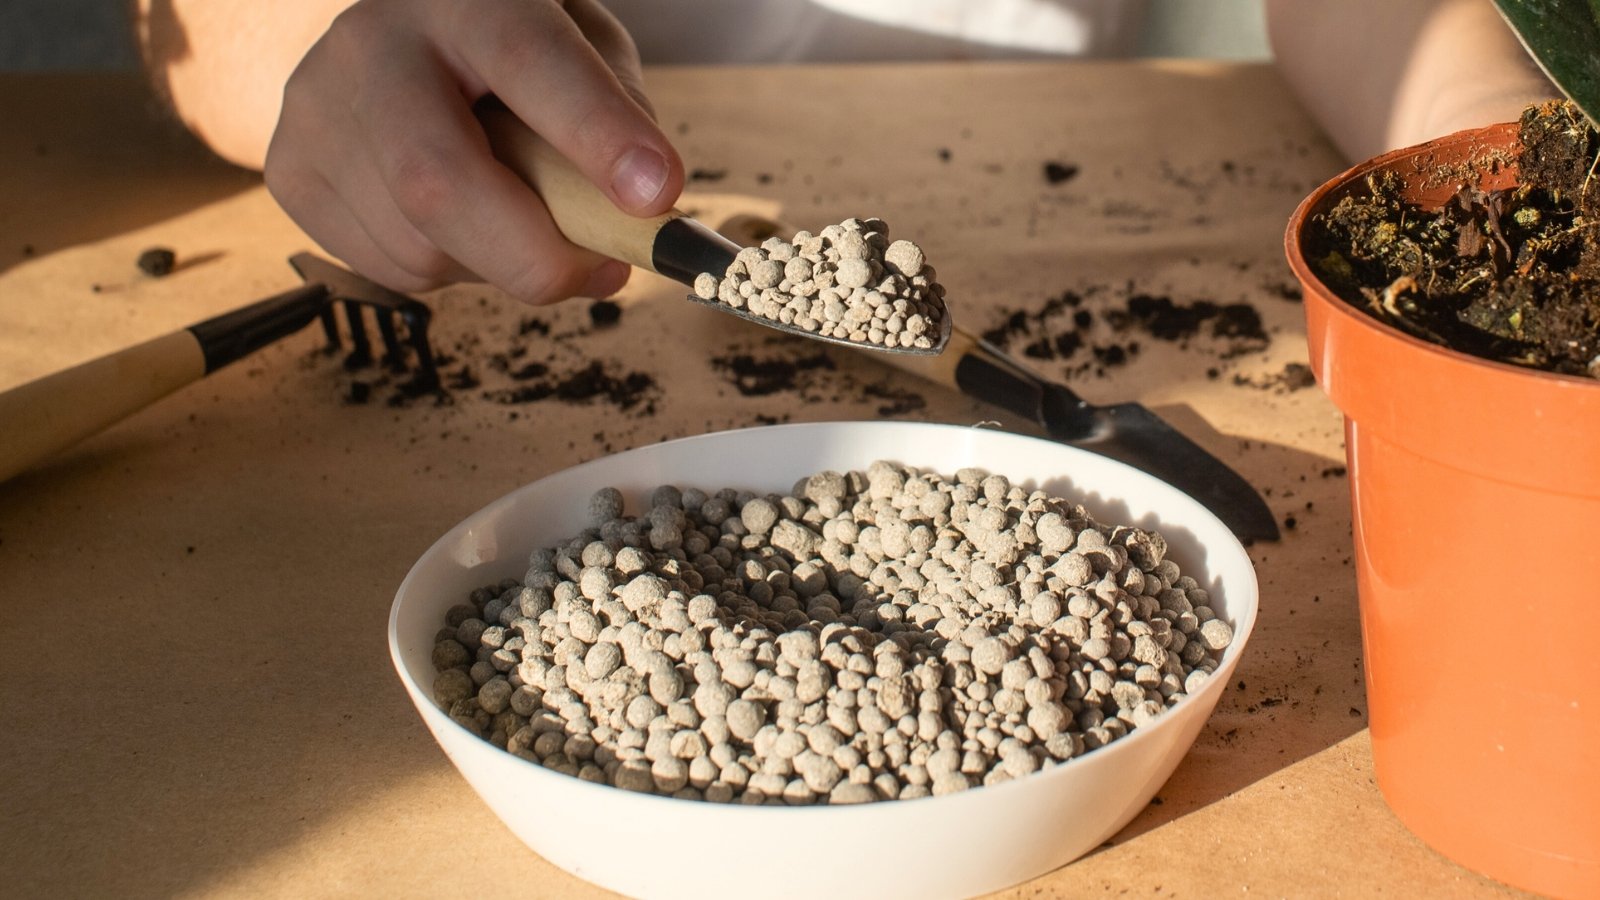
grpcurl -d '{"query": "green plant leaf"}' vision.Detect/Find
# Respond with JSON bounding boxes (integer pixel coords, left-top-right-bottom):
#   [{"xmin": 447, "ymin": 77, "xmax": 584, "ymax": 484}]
[{"xmin": 1492, "ymin": 0, "xmax": 1600, "ymax": 126}]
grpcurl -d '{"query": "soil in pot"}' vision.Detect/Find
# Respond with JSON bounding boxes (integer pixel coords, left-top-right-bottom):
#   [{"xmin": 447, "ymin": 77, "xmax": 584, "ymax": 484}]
[{"xmin": 1307, "ymin": 100, "xmax": 1600, "ymax": 378}]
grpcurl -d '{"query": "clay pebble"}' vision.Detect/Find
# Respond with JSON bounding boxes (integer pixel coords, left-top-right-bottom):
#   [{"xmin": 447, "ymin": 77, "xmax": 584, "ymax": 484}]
[
  {"xmin": 432, "ymin": 462, "xmax": 1233, "ymax": 806},
  {"xmin": 692, "ymin": 218, "xmax": 947, "ymax": 350}
]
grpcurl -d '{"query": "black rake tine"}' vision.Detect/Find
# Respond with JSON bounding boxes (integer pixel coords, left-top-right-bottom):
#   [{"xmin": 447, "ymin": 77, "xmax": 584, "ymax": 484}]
[
  {"xmin": 400, "ymin": 305, "xmax": 440, "ymax": 391},
  {"xmin": 374, "ymin": 308, "xmax": 406, "ymax": 371},
  {"xmin": 318, "ymin": 304, "xmax": 341, "ymax": 352},
  {"xmin": 288, "ymin": 252, "xmax": 443, "ymax": 392},
  {"xmin": 342, "ymin": 300, "xmax": 373, "ymax": 370}
]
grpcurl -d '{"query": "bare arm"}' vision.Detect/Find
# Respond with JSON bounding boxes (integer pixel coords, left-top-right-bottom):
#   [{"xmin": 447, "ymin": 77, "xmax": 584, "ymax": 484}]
[
  {"xmin": 1264, "ymin": 0, "xmax": 1558, "ymax": 163},
  {"xmin": 135, "ymin": 0, "xmax": 348, "ymax": 169}
]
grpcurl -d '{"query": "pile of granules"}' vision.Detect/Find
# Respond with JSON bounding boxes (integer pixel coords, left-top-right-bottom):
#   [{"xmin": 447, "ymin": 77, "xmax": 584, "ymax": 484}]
[
  {"xmin": 692, "ymin": 218, "xmax": 947, "ymax": 351},
  {"xmin": 430, "ymin": 462, "xmax": 1233, "ymax": 805}
]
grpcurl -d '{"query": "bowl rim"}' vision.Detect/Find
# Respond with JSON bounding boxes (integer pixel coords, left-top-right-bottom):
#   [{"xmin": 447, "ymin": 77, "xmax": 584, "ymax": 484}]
[{"xmin": 388, "ymin": 420, "xmax": 1260, "ymax": 817}]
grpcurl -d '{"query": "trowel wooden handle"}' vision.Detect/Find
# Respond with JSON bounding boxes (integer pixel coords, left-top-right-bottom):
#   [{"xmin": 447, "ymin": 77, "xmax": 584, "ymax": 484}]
[
  {"xmin": 0, "ymin": 331, "xmax": 206, "ymax": 484},
  {"xmin": 0, "ymin": 283, "xmax": 328, "ymax": 485},
  {"xmin": 480, "ymin": 105, "xmax": 738, "ymax": 285}
]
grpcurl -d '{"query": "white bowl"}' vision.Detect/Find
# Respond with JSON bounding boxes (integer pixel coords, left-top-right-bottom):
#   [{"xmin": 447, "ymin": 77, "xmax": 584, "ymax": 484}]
[{"xmin": 390, "ymin": 421, "xmax": 1258, "ymax": 900}]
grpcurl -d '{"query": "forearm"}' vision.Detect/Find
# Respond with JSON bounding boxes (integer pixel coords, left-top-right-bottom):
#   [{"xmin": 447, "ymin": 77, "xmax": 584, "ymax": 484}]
[
  {"xmin": 1265, "ymin": 0, "xmax": 1557, "ymax": 163},
  {"xmin": 135, "ymin": 0, "xmax": 353, "ymax": 169}
]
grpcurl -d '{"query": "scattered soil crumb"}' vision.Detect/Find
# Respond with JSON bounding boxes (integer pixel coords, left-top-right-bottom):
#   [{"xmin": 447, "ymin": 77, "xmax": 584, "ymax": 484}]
[
  {"xmin": 862, "ymin": 381, "xmax": 928, "ymax": 416},
  {"xmin": 446, "ymin": 367, "xmax": 481, "ymax": 390},
  {"xmin": 137, "ymin": 247, "xmax": 176, "ymax": 277},
  {"xmin": 982, "ymin": 284, "xmax": 1270, "ymax": 378},
  {"xmin": 1043, "ymin": 161, "xmax": 1080, "ymax": 185},
  {"xmin": 1232, "ymin": 361, "xmax": 1316, "ymax": 393},
  {"xmin": 1265, "ymin": 281, "xmax": 1303, "ymax": 302},
  {"xmin": 483, "ymin": 360, "xmax": 657, "ymax": 413},
  {"xmin": 711, "ymin": 351, "xmax": 835, "ymax": 396},
  {"xmin": 588, "ymin": 300, "xmax": 622, "ymax": 328}
]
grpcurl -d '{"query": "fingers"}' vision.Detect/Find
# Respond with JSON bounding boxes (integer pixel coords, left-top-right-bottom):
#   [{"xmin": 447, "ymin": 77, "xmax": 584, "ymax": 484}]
[
  {"xmin": 446, "ymin": 0, "xmax": 684, "ymax": 216},
  {"xmin": 351, "ymin": 45, "xmax": 609, "ymax": 303},
  {"xmin": 267, "ymin": 35, "xmax": 469, "ymax": 291},
  {"xmin": 270, "ymin": 165, "xmax": 457, "ymax": 291},
  {"xmin": 565, "ymin": 0, "xmax": 655, "ymax": 118},
  {"xmin": 263, "ymin": 0, "xmax": 669, "ymax": 305}
]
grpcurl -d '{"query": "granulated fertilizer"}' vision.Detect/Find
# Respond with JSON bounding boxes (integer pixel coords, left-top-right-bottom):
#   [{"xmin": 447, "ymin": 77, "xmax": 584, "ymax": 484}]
[
  {"xmin": 692, "ymin": 218, "xmax": 948, "ymax": 351},
  {"xmin": 431, "ymin": 462, "xmax": 1230, "ymax": 805}
]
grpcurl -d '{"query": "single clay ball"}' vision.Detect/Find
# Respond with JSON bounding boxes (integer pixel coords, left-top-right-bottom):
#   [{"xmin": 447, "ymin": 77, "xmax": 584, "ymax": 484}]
[
  {"xmin": 884, "ymin": 240, "xmax": 925, "ymax": 277},
  {"xmin": 835, "ymin": 259, "xmax": 873, "ymax": 289},
  {"xmin": 750, "ymin": 259, "xmax": 784, "ymax": 290},
  {"xmin": 588, "ymin": 487, "xmax": 625, "ymax": 525}
]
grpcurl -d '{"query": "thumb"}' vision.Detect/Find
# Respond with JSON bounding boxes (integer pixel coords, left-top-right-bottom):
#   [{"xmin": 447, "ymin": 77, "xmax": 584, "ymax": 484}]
[{"xmin": 454, "ymin": 0, "xmax": 683, "ymax": 215}]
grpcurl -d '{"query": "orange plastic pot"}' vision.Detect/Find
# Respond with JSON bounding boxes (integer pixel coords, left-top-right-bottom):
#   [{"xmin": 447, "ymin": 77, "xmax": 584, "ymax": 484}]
[{"xmin": 1286, "ymin": 123, "xmax": 1600, "ymax": 899}]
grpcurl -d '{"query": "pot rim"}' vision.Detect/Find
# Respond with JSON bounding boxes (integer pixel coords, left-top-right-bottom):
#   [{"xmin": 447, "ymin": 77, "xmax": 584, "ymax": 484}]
[{"xmin": 1284, "ymin": 121, "xmax": 1600, "ymax": 392}]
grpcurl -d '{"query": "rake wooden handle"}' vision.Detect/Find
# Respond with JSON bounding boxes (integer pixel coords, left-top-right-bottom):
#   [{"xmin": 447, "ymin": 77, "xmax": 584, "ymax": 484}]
[
  {"xmin": 0, "ymin": 331, "xmax": 207, "ymax": 484},
  {"xmin": 0, "ymin": 283, "xmax": 328, "ymax": 485}
]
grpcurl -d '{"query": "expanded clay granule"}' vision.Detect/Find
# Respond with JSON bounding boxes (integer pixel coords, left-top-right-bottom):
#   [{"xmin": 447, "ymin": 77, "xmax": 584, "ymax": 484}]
[
  {"xmin": 692, "ymin": 218, "xmax": 947, "ymax": 351},
  {"xmin": 431, "ymin": 462, "xmax": 1232, "ymax": 805}
]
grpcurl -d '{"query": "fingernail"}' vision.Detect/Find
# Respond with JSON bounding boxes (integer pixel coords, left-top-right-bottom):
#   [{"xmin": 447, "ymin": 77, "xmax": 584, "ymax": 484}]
[
  {"xmin": 580, "ymin": 259, "xmax": 632, "ymax": 299},
  {"xmin": 611, "ymin": 146, "xmax": 669, "ymax": 210}
]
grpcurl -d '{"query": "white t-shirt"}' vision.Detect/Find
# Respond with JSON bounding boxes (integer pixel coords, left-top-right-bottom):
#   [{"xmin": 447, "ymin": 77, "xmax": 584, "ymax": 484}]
[{"xmin": 603, "ymin": 0, "xmax": 1149, "ymax": 64}]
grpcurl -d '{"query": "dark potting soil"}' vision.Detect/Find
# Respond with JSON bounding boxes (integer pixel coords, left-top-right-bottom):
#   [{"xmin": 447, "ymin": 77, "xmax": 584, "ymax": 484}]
[
  {"xmin": 481, "ymin": 361, "xmax": 657, "ymax": 413},
  {"xmin": 981, "ymin": 284, "xmax": 1272, "ymax": 379},
  {"xmin": 711, "ymin": 351, "xmax": 835, "ymax": 397},
  {"xmin": 705, "ymin": 343, "xmax": 932, "ymax": 417},
  {"xmin": 1308, "ymin": 100, "xmax": 1600, "ymax": 378},
  {"xmin": 862, "ymin": 381, "xmax": 927, "ymax": 417},
  {"xmin": 353, "ymin": 304, "xmax": 661, "ymax": 413}
]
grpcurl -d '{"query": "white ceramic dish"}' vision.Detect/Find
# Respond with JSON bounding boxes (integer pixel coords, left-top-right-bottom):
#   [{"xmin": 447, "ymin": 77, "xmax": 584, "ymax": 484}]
[{"xmin": 390, "ymin": 421, "xmax": 1258, "ymax": 900}]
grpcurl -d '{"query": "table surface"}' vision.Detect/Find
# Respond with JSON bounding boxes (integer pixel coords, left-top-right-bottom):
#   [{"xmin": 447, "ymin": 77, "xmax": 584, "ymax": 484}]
[{"xmin": 0, "ymin": 63, "xmax": 1529, "ymax": 899}]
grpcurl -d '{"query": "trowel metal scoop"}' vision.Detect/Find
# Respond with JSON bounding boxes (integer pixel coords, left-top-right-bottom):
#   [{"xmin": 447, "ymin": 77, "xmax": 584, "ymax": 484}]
[{"xmin": 480, "ymin": 106, "xmax": 952, "ymax": 356}]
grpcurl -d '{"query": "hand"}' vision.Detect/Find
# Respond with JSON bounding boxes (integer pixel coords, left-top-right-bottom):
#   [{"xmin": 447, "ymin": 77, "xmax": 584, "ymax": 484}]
[{"xmin": 264, "ymin": 0, "xmax": 684, "ymax": 303}]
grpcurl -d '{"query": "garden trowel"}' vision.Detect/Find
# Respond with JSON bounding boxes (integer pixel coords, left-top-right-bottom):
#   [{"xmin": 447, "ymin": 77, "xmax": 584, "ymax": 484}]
[{"xmin": 717, "ymin": 214, "xmax": 1281, "ymax": 544}]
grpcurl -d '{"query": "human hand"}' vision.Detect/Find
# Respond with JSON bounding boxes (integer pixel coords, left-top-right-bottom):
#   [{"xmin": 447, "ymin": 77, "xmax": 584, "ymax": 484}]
[{"xmin": 264, "ymin": 0, "xmax": 683, "ymax": 304}]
